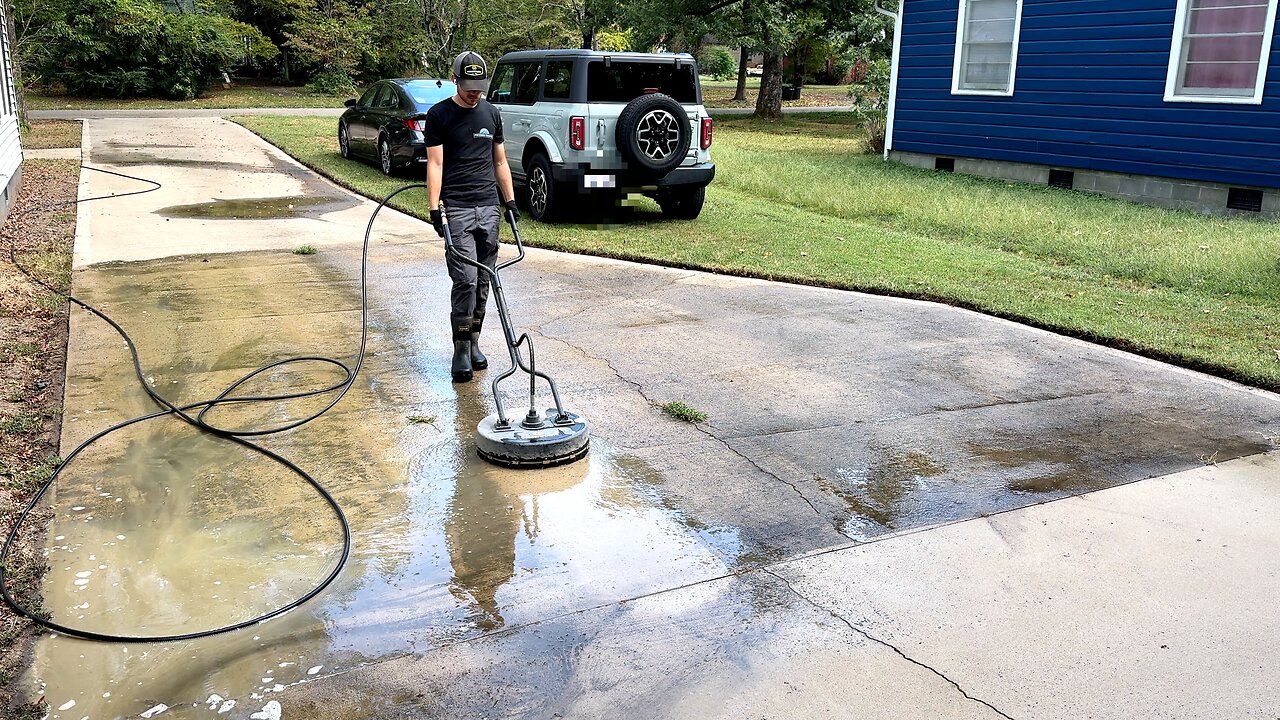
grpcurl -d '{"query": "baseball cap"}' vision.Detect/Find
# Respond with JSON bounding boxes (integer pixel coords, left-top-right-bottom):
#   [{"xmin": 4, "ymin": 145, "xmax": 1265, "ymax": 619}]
[{"xmin": 452, "ymin": 51, "xmax": 489, "ymax": 91}]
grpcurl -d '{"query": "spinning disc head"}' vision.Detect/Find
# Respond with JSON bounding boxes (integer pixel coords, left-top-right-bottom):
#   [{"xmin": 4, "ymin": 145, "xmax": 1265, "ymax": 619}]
[{"xmin": 475, "ymin": 408, "xmax": 590, "ymax": 469}]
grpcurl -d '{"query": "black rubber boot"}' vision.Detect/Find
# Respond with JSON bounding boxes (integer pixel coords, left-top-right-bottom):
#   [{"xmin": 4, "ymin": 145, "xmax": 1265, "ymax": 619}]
[
  {"xmin": 469, "ymin": 312, "xmax": 488, "ymax": 370},
  {"xmin": 451, "ymin": 314, "xmax": 473, "ymax": 383}
]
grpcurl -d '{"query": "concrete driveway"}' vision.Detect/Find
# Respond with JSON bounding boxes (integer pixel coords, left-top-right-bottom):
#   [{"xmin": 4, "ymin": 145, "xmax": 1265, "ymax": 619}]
[{"xmin": 31, "ymin": 117, "xmax": 1280, "ymax": 720}]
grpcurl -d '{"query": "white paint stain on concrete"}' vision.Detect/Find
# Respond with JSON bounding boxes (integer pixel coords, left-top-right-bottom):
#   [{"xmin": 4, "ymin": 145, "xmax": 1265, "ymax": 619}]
[{"xmin": 140, "ymin": 703, "xmax": 169, "ymax": 717}]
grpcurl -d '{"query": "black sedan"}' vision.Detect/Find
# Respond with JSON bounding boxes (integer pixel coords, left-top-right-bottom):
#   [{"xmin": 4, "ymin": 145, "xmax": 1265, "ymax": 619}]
[{"xmin": 339, "ymin": 78, "xmax": 457, "ymax": 175}]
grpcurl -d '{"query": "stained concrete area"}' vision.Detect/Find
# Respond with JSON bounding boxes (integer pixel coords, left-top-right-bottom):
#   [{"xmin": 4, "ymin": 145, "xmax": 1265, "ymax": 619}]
[{"xmin": 28, "ymin": 117, "xmax": 1280, "ymax": 719}]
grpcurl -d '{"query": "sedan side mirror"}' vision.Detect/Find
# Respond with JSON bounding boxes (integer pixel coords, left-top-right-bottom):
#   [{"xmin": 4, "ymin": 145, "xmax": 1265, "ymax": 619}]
[{"xmin": 344, "ymin": 98, "xmax": 358, "ymax": 107}]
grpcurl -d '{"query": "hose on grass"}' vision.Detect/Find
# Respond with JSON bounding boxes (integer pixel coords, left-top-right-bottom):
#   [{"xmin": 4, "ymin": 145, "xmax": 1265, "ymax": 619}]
[{"xmin": 1, "ymin": 166, "xmax": 420, "ymax": 642}]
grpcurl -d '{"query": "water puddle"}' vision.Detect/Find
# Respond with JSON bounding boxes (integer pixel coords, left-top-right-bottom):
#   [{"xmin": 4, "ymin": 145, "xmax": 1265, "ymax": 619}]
[
  {"xmin": 155, "ymin": 196, "xmax": 347, "ymax": 220},
  {"xmin": 33, "ymin": 250, "xmax": 742, "ymax": 720}
]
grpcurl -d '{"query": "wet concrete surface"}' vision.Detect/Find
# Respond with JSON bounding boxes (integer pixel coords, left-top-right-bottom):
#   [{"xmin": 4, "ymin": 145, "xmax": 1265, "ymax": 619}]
[
  {"xmin": 30, "ymin": 117, "xmax": 1280, "ymax": 719},
  {"xmin": 72, "ymin": 118, "xmax": 417, "ymax": 267}
]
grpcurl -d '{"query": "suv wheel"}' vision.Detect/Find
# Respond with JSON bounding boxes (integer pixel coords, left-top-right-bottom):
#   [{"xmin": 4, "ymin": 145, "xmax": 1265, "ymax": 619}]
[
  {"xmin": 526, "ymin": 154, "xmax": 562, "ymax": 222},
  {"xmin": 657, "ymin": 186, "xmax": 705, "ymax": 220},
  {"xmin": 616, "ymin": 93, "xmax": 692, "ymax": 177},
  {"xmin": 339, "ymin": 122, "xmax": 351, "ymax": 159},
  {"xmin": 378, "ymin": 137, "xmax": 394, "ymax": 176}
]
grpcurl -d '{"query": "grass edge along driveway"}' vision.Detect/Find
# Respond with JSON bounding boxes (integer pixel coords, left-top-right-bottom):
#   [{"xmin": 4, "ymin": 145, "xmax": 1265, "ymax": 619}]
[{"xmin": 231, "ymin": 113, "xmax": 1280, "ymax": 391}]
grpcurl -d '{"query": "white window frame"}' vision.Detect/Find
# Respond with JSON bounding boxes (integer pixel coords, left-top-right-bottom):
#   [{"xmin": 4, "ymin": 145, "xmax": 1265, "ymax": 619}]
[
  {"xmin": 1165, "ymin": 0, "xmax": 1279, "ymax": 105},
  {"xmin": 951, "ymin": 0, "xmax": 1025, "ymax": 96}
]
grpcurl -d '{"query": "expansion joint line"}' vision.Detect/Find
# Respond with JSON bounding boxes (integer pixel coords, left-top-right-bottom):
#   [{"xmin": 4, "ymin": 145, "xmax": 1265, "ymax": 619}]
[
  {"xmin": 764, "ymin": 569, "xmax": 1016, "ymax": 720},
  {"xmin": 545, "ymin": 334, "xmax": 827, "ymax": 520}
]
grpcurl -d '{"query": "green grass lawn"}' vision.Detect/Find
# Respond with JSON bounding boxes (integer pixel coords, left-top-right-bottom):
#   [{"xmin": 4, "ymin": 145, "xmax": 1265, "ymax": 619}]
[
  {"xmin": 231, "ymin": 113, "xmax": 1280, "ymax": 390},
  {"xmin": 19, "ymin": 120, "xmax": 82, "ymax": 149},
  {"xmin": 25, "ymin": 84, "xmax": 351, "ymax": 110}
]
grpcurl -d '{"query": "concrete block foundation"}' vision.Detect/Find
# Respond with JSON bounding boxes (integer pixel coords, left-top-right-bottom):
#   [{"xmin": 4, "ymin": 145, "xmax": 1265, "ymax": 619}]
[{"xmin": 890, "ymin": 150, "xmax": 1279, "ymax": 220}]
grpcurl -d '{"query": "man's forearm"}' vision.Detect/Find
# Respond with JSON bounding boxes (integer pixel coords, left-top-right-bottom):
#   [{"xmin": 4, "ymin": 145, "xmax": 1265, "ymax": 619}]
[
  {"xmin": 426, "ymin": 160, "xmax": 443, "ymax": 209},
  {"xmin": 495, "ymin": 159, "xmax": 515, "ymax": 204}
]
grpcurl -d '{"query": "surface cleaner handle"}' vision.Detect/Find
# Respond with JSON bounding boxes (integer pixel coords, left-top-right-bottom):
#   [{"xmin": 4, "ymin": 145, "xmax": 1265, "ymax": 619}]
[{"xmin": 498, "ymin": 208, "xmax": 527, "ymax": 270}]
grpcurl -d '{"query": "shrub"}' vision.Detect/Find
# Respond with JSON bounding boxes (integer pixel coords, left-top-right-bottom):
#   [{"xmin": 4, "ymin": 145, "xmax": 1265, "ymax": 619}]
[
  {"xmin": 34, "ymin": 0, "xmax": 259, "ymax": 99},
  {"xmin": 701, "ymin": 46, "xmax": 737, "ymax": 81},
  {"xmin": 304, "ymin": 69, "xmax": 358, "ymax": 96},
  {"xmin": 849, "ymin": 57, "xmax": 891, "ymax": 153}
]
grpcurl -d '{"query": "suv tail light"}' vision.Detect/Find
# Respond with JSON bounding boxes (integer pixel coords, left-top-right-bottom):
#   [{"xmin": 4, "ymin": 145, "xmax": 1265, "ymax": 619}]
[
  {"xmin": 403, "ymin": 118, "xmax": 426, "ymax": 132},
  {"xmin": 700, "ymin": 117, "xmax": 713, "ymax": 149},
  {"xmin": 569, "ymin": 116, "xmax": 585, "ymax": 151}
]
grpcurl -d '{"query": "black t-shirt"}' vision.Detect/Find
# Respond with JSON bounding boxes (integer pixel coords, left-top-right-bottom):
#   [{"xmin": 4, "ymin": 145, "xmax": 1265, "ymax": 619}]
[{"xmin": 424, "ymin": 98, "xmax": 504, "ymax": 208}]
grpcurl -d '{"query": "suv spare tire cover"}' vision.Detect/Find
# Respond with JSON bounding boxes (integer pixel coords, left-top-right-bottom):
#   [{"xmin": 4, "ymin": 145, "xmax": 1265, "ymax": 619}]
[{"xmin": 615, "ymin": 93, "xmax": 692, "ymax": 177}]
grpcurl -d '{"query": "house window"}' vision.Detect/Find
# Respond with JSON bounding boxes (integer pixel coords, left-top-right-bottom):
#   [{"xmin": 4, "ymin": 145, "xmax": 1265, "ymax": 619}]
[
  {"xmin": 952, "ymin": 0, "xmax": 1024, "ymax": 96},
  {"xmin": 1166, "ymin": 0, "xmax": 1279, "ymax": 104}
]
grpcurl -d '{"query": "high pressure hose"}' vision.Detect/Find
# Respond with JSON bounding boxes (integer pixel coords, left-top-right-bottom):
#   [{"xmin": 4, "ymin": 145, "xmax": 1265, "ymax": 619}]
[{"xmin": 1, "ymin": 167, "xmax": 423, "ymax": 642}]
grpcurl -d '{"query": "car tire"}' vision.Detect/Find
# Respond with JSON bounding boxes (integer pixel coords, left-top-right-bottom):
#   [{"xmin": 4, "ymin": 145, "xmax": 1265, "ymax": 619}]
[
  {"xmin": 615, "ymin": 93, "xmax": 691, "ymax": 177},
  {"xmin": 378, "ymin": 137, "xmax": 394, "ymax": 176},
  {"xmin": 657, "ymin": 186, "xmax": 705, "ymax": 220},
  {"xmin": 526, "ymin": 153, "xmax": 564, "ymax": 222},
  {"xmin": 339, "ymin": 122, "xmax": 351, "ymax": 159}
]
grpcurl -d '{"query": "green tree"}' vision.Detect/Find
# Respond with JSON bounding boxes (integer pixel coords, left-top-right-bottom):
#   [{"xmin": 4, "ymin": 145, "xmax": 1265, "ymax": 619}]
[
  {"xmin": 283, "ymin": 0, "xmax": 370, "ymax": 92},
  {"xmin": 24, "ymin": 0, "xmax": 261, "ymax": 99}
]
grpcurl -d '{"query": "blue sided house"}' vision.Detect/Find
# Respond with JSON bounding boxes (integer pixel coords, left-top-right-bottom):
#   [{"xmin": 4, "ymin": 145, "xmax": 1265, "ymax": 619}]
[{"xmin": 883, "ymin": 0, "xmax": 1280, "ymax": 218}]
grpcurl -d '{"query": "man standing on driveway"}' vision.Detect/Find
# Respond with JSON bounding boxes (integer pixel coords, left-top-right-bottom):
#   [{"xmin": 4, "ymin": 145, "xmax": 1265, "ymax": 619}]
[{"xmin": 426, "ymin": 51, "xmax": 520, "ymax": 383}]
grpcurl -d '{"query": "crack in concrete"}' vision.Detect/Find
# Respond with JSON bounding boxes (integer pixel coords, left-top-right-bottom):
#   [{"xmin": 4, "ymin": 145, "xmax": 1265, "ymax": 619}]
[
  {"xmin": 931, "ymin": 389, "xmax": 1114, "ymax": 415},
  {"xmin": 764, "ymin": 569, "xmax": 1016, "ymax": 720},
  {"xmin": 543, "ymin": 333, "xmax": 828, "ymax": 520}
]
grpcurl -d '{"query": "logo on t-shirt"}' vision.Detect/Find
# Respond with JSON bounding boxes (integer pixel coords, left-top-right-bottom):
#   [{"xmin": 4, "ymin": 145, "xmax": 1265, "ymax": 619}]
[{"xmin": 473, "ymin": 127, "xmax": 493, "ymax": 139}]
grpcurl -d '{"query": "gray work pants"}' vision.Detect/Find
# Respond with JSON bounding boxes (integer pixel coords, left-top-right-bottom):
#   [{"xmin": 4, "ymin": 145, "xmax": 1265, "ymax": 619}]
[{"xmin": 444, "ymin": 205, "xmax": 501, "ymax": 318}]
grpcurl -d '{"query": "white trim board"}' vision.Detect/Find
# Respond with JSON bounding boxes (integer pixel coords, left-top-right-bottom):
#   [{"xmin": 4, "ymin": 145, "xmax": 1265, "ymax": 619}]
[{"xmin": 885, "ymin": 0, "xmax": 905, "ymax": 159}]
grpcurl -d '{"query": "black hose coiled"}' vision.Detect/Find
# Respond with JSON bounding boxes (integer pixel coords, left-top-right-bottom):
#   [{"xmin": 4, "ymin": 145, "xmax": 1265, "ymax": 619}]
[{"xmin": 1, "ymin": 166, "xmax": 421, "ymax": 642}]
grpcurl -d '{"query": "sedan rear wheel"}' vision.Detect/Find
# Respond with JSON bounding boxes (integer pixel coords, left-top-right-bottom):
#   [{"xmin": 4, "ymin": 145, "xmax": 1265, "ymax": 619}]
[
  {"xmin": 379, "ymin": 138, "xmax": 393, "ymax": 176},
  {"xmin": 339, "ymin": 123, "xmax": 351, "ymax": 159}
]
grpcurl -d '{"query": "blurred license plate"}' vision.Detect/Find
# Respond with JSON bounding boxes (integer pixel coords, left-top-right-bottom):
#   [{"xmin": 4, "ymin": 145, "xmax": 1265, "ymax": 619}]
[{"xmin": 584, "ymin": 174, "xmax": 616, "ymax": 189}]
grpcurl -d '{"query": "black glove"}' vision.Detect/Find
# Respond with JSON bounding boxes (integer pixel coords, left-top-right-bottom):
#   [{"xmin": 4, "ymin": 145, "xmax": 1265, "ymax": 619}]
[
  {"xmin": 430, "ymin": 208, "xmax": 444, "ymax": 238},
  {"xmin": 503, "ymin": 199, "xmax": 520, "ymax": 223}
]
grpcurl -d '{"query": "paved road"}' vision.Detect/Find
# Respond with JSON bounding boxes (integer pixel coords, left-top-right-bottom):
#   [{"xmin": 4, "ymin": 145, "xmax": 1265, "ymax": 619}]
[
  {"xmin": 31, "ymin": 116, "xmax": 1280, "ymax": 720},
  {"xmin": 28, "ymin": 105, "xmax": 853, "ymax": 120}
]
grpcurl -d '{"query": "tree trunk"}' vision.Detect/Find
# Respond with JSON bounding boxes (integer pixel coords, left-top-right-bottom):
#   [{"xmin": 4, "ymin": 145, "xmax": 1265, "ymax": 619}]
[
  {"xmin": 754, "ymin": 50, "xmax": 783, "ymax": 120},
  {"xmin": 581, "ymin": 31, "xmax": 594, "ymax": 50},
  {"xmin": 733, "ymin": 47, "xmax": 749, "ymax": 101}
]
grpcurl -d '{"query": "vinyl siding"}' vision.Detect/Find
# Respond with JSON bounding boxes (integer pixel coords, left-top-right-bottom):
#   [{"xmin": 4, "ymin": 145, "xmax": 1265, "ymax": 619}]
[
  {"xmin": 892, "ymin": 0, "xmax": 1280, "ymax": 188},
  {"xmin": 0, "ymin": 1, "xmax": 22, "ymax": 200}
]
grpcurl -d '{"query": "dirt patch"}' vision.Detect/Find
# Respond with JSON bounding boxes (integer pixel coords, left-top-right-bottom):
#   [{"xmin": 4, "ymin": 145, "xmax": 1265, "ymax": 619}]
[
  {"xmin": 19, "ymin": 120, "xmax": 82, "ymax": 151},
  {"xmin": 0, "ymin": 159, "xmax": 79, "ymax": 719}
]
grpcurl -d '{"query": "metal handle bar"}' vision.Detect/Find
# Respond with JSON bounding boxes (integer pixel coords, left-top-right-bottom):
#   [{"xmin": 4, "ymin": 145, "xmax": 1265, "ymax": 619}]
[{"xmin": 438, "ymin": 202, "xmax": 570, "ymax": 427}]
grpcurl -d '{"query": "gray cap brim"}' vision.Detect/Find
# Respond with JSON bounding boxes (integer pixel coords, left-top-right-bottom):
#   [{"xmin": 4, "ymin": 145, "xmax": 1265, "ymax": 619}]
[{"xmin": 457, "ymin": 78, "xmax": 488, "ymax": 91}]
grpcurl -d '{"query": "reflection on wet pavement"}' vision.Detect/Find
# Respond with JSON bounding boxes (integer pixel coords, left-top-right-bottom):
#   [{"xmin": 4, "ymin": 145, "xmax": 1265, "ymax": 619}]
[
  {"xmin": 35, "ymin": 251, "xmax": 739, "ymax": 720},
  {"xmin": 34, "ymin": 211, "xmax": 1280, "ymax": 718}
]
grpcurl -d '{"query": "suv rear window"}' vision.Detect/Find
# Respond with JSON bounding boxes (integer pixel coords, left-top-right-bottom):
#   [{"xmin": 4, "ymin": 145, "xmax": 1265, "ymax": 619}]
[{"xmin": 586, "ymin": 61, "xmax": 697, "ymax": 104}]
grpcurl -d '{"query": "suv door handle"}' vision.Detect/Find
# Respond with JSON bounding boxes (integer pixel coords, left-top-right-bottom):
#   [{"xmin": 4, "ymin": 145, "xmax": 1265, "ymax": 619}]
[{"xmin": 512, "ymin": 120, "xmax": 531, "ymax": 127}]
